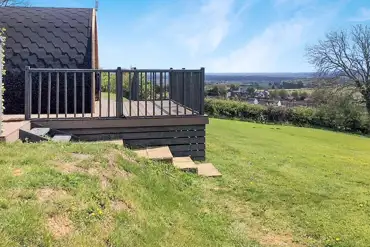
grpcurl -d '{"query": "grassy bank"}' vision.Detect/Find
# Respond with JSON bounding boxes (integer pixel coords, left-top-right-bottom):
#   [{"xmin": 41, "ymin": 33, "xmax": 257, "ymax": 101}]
[{"xmin": 0, "ymin": 119, "xmax": 370, "ymax": 246}]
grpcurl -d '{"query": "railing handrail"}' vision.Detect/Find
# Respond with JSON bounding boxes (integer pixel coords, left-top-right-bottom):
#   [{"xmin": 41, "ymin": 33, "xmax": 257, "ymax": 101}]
[{"xmin": 27, "ymin": 68, "xmax": 203, "ymax": 73}]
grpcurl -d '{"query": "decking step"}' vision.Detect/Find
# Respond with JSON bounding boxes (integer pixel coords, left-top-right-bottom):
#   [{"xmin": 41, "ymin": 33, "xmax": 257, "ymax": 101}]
[
  {"xmin": 29, "ymin": 127, "xmax": 50, "ymax": 136},
  {"xmin": 52, "ymin": 135, "xmax": 72, "ymax": 142},
  {"xmin": 197, "ymin": 163, "xmax": 222, "ymax": 177},
  {"xmin": 134, "ymin": 146, "xmax": 173, "ymax": 163},
  {"xmin": 172, "ymin": 156, "xmax": 198, "ymax": 173}
]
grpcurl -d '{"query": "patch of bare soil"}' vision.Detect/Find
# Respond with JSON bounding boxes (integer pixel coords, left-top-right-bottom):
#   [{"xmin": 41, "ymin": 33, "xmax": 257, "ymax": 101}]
[
  {"xmin": 54, "ymin": 162, "xmax": 86, "ymax": 174},
  {"xmin": 47, "ymin": 214, "xmax": 74, "ymax": 239},
  {"xmin": 12, "ymin": 168, "xmax": 23, "ymax": 177},
  {"xmin": 100, "ymin": 175, "xmax": 110, "ymax": 190},
  {"xmin": 106, "ymin": 149, "xmax": 137, "ymax": 165},
  {"xmin": 251, "ymin": 231, "xmax": 302, "ymax": 247},
  {"xmin": 71, "ymin": 153, "xmax": 92, "ymax": 160},
  {"xmin": 36, "ymin": 188, "xmax": 69, "ymax": 203},
  {"xmin": 110, "ymin": 199, "xmax": 133, "ymax": 212}
]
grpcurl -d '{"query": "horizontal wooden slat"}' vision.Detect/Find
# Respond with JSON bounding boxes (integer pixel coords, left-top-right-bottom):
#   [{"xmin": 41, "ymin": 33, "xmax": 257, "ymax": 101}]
[
  {"xmin": 171, "ymin": 150, "xmax": 205, "ymax": 158},
  {"xmin": 121, "ymin": 130, "xmax": 205, "ymax": 140},
  {"xmin": 32, "ymin": 115, "xmax": 209, "ymax": 129},
  {"xmin": 124, "ymin": 137, "xmax": 205, "ymax": 148},
  {"xmin": 60, "ymin": 125, "xmax": 205, "ymax": 135},
  {"xmin": 169, "ymin": 144, "xmax": 205, "ymax": 152}
]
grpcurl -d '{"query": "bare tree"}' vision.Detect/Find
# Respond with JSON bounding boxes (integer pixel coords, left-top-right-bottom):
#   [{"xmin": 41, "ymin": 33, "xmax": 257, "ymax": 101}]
[
  {"xmin": 0, "ymin": 0, "xmax": 30, "ymax": 7},
  {"xmin": 306, "ymin": 24, "xmax": 370, "ymax": 114}
]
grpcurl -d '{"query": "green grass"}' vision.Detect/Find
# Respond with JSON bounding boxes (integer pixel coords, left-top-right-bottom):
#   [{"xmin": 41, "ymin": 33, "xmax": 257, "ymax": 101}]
[{"xmin": 0, "ymin": 119, "xmax": 370, "ymax": 246}]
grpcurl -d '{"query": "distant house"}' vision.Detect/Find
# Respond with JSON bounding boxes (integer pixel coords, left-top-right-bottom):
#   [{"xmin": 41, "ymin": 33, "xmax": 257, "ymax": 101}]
[{"xmin": 0, "ymin": 7, "xmax": 99, "ymax": 114}]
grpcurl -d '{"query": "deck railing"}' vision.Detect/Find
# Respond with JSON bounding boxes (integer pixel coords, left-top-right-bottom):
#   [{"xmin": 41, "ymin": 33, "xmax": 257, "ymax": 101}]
[{"xmin": 24, "ymin": 67, "xmax": 205, "ymax": 120}]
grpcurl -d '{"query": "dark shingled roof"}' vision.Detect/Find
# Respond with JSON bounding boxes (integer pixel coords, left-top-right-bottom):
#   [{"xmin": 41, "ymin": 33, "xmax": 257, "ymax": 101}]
[{"xmin": 0, "ymin": 7, "xmax": 94, "ymax": 114}]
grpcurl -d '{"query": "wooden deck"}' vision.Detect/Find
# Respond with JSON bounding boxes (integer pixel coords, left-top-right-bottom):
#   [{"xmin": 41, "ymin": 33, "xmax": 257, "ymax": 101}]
[{"xmin": 4, "ymin": 99, "xmax": 196, "ymax": 121}]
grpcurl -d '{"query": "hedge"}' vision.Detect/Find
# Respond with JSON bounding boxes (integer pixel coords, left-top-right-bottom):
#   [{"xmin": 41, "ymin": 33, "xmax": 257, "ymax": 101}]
[{"xmin": 205, "ymin": 98, "xmax": 370, "ymax": 134}]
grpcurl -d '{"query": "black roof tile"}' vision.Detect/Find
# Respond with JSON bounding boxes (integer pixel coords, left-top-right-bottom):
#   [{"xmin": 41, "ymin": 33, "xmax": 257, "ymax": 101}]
[
  {"xmin": 0, "ymin": 7, "xmax": 93, "ymax": 72},
  {"xmin": 0, "ymin": 7, "xmax": 94, "ymax": 114}
]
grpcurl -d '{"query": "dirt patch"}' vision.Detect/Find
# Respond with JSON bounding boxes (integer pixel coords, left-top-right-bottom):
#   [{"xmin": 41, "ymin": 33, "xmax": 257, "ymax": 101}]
[
  {"xmin": 253, "ymin": 231, "xmax": 301, "ymax": 247},
  {"xmin": 100, "ymin": 175, "xmax": 110, "ymax": 190},
  {"xmin": 87, "ymin": 167, "xmax": 99, "ymax": 176},
  {"xmin": 110, "ymin": 200, "xmax": 133, "ymax": 212},
  {"xmin": 36, "ymin": 188, "xmax": 69, "ymax": 203},
  {"xmin": 12, "ymin": 168, "xmax": 23, "ymax": 177},
  {"xmin": 55, "ymin": 162, "xmax": 86, "ymax": 174},
  {"xmin": 47, "ymin": 214, "xmax": 74, "ymax": 239},
  {"xmin": 71, "ymin": 153, "xmax": 92, "ymax": 160},
  {"xmin": 106, "ymin": 149, "xmax": 137, "ymax": 166}
]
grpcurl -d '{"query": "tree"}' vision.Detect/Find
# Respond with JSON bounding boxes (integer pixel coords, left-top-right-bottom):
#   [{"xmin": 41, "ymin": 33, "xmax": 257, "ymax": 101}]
[
  {"xmin": 229, "ymin": 84, "xmax": 239, "ymax": 91},
  {"xmin": 0, "ymin": 0, "xmax": 30, "ymax": 6},
  {"xmin": 291, "ymin": 91, "xmax": 299, "ymax": 100},
  {"xmin": 278, "ymin": 89, "xmax": 288, "ymax": 99},
  {"xmin": 299, "ymin": 91, "xmax": 309, "ymax": 100},
  {"xmin": 246, "ymin": 87, "xmax": 255, "ymax": 97},
  {"xmin": 306, "ymin": 24, "xmax": 370, "ymax": 114}
]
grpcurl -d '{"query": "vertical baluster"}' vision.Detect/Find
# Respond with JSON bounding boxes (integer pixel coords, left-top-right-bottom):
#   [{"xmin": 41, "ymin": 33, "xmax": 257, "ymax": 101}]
[
  {"xmin": 164, "ymin": 71, "xmax": 167, "ymax": 100},
  {"xmin": 91, "ymin": 72, "xmax": 94, "ymax": 118},
  {"xmin": 64, "ymin": 72, "xmax": 67, "ymax": 117},
  {"xmin": 160, "ymin": 72, "xmax": 163, "ymax": 115},
  {"xmin": 182, "ymin": 68, "xmax": 186, "ymax": 115},
  {"xmin": 99, "ymin": 72, "xmax": 102, "ymax": 117},
  {"xmin": 82, "ymin": 73, "xmax": 85, "ymax": 117},
  {"xmin": 176, "ymin": 71, "xmax": 179, "ymax": 115},
  {"xmin": 135, "ymin": 69, "xmax": 139, "ymax": 117},
  {"xmin": 38, "ymin": 72, "xmax": 41, "ymax": 118},
  {"xmin": 47, "ymin": 72, "xmax": 51, "ymax": 118},
  {"xmin": 73, "ymin": 72, "xmax": 76, "ymax": 117},
  {"xmin": 144, "ymin": 72, "xmax": 147, "ymax": 116},
  {"xmin": 169, "ymin": 68, "xmax": 172, "ymax": 115},
  {"xmin": 29, "ymin": 72, "xmax": 32, "ymax": 117},
  {"xmin": 152, "ymin": 71, "xmax": 155, "ymax": 116},
  {"xmin": 56, "ymin": 72, "xmax": 59, "ymax": 118},
  {"xmin": 190, "ymin": 72, "xmax": 194, "ymax": 115},
  {"xmin": 107, "ymin": 72, "xmax": 110, "ymax": 117},
  {"xmin": 129, "ymin": 71, "xmax": 132, "ymax": 117}
]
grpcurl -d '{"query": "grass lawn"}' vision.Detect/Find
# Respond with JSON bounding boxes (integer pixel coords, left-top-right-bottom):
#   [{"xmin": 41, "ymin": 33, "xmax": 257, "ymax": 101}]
[{"xmin": 0, "ymin": 119, "xmax": 369, "ymax": 246}]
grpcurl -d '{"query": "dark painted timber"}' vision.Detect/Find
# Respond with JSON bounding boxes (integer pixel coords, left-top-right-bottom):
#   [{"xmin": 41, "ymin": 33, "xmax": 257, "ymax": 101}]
[{"xmin": 32, "ymin": 116, "xmax": 208, "ymax": 161}]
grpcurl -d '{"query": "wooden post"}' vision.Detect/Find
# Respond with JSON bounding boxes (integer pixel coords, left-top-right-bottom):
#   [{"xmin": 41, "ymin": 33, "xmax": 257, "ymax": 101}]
[
  {"xmin": 0, "ymin": 37, "xmax": 3, "ymax": 132},
  {"xmin": 116, "ymin": 67, "xmax": 123, "ymax": 117},
  {"xmin": 200, "ymin": 67, "xmax": 205, "ymax": 115},
  {"xmin": 24, "ymin": 66, "xmax": 31, "ymax": 120}
]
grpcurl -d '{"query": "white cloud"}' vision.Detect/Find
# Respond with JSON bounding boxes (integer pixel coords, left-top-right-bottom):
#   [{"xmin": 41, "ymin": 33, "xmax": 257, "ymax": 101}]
[
  {"xmin": 349, "ymin": 7, "xmax": 370, "ymax": 22},
  {"xmin": 166, "ymin": 0, "xmax": 252, "ymax": 57},
  {"xmin": 206, "ymin": 18, "xmax": 311, "ymax": 72}
]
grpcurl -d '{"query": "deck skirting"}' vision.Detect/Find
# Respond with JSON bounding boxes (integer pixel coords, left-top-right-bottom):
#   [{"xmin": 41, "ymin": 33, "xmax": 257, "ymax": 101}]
[{"xmin": 32, "ymin": 115, "xmax": 208, "ymax": 161}]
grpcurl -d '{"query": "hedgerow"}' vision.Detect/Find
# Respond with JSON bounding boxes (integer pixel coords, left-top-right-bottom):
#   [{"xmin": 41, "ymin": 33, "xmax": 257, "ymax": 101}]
[{"xmin": 205, "ymin": 98, "xmax": 370, "ymax": 134}]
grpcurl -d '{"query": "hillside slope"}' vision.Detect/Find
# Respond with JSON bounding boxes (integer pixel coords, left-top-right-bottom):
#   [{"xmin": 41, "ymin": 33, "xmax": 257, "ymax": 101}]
[{"xmin": 0, "ymin": 119, "xmax": 370, "ymax": 246}]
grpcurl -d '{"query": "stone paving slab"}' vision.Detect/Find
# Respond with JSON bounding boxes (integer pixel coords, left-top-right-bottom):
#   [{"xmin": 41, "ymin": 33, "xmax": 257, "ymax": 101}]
[
  {"xmin": 147, "ymin": 146, "xmax": 173, "ymax": 163},
  {"xmin": 197, "ymin": 163, "xmax": 222, "ymax": 177},
  {"xmin": 173, "ymin": 157, "xmax": 198, "ymax": 173},
  {"xmin": 134, "ymin": 146, "xmax": 173, "ymax": 163}
]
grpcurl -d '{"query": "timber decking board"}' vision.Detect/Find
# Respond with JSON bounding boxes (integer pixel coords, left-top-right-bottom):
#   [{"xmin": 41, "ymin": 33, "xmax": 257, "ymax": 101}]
[{"xmin": 5, "ymin": 98, "xmax": 200, "ymax": 121}]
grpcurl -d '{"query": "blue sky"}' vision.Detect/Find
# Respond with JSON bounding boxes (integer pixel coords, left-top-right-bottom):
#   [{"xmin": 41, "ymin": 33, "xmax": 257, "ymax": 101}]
[{"xmin": 31, "ymin": 0, "xmax": 370, "ymax": 73}]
